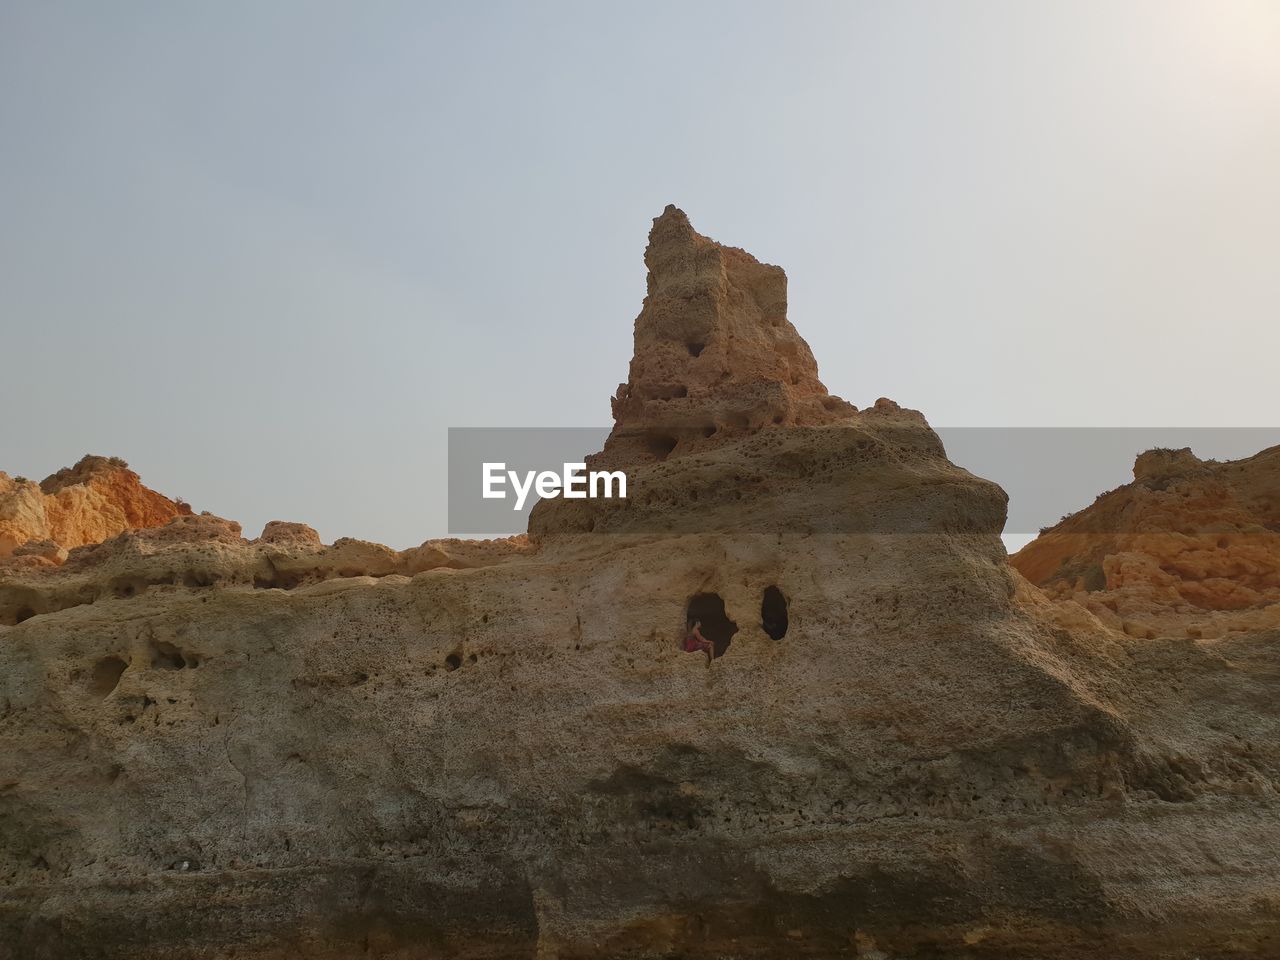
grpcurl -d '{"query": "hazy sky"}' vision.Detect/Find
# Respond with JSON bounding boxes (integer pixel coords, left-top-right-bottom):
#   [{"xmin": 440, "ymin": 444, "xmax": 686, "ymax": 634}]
[{"xmin": 3, "ymin": 1, "xmax": 1278, "ymax": 547}]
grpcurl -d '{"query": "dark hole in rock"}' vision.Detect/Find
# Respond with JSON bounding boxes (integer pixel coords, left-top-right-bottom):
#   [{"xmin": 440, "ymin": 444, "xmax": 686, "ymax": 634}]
[
  {"xmin": 646, "ymin": 433, "xmax": 678, "ymax": 460},
  {"xmin": 151, "ymin": 641, "xmax": 187, "ymax": 670},
  {"xmin": 762, "ymin": 586, "xmax": 788, "ymax": 640},
  {"xmin": 702, "ymin": 426, "xmax": 716, "ymax": 438},
  {"xmin": 90, "ymin": 656, "xmax": 128, "ymax": 699},
  {"xmin": 686, "ymin": 593, "xmax": 737, "ymax": 658},
  {"xmin": 687, "ymin": 341, "xmax": 705, "ymax": 357},
  {"xmin": 444, "ymin": 653, "xmax": 462, "ymax": 671},
  {"xmin": 14, "ymin": 607, "xmax": 36, "ymax": 625}
]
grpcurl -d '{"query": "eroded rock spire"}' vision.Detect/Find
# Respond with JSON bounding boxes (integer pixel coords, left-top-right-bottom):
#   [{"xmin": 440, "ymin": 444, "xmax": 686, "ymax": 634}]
[{"xmin": 603, "ymin": 205, "xmax": 855, "ymax": 467}]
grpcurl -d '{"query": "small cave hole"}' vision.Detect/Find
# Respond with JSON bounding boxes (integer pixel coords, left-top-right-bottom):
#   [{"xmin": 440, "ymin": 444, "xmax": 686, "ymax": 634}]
[
  {"xmin": 150, "ymin": 641, "xmax": 187, "ymax": 670},
  {"xmin": 89, "ymin": 656, "xmax": 128, "ymax": 699},
  {"xmin": 14, "ymin": 607, "xmax": 36, "ymax": 625},
  {"xmin": 687, "ymin": 342, "xmax": 705, "ymax": 358},
  {"xmin": 646, "ymin": 433, "xmax": 679, "ymax": 461},
  {"xmin": 686, "ymin": 593, "xmax": 738, "ymax": 659},
  {"xmin": 761, "ymin": 586, "xmax": 788, "ymax": 640},
  {"xmin": 444, "ymin": 653, "xmax": 462, "ymax": 671}
]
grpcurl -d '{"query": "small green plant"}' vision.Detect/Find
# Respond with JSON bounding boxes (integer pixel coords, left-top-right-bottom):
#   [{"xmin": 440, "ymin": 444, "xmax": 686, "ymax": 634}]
[{"xmin": 1082, "ymin": 564, "xmax": 1107, "ymax": 592}]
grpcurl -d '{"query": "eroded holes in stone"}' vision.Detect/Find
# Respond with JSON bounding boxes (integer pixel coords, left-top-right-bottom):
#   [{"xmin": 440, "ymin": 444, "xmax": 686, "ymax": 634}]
[
  {"xmin": 686, "ymin": 593, "xmax": 738, "ymax": 659},
  {"xmin": 762, "ymin": 585, "xmax": 788, "ymax": 640},
  {"xmin": 646, "ymin": 433, "xmax": 678, "ymax": 460},
  {"xmin": 150, "ymin": 641, "xmax": 187, "ymax": 670},
  {"xmin": 702, "ymin": 426, "xmax": 716, "ymax": 438},
  {"xmin": 14, "ymin": 607, "xmax": 36, "ymax": 625},
  {"xmin": 114, "ymin": 579, "xmax": 145, "ymax": 599},
  {"xmin": 89, "ymin": 656, "xmax": 128, "ymax": 699},
  {"xmin": 468, "ymin": 654, "xmax": 478, "ymax": 664},
  {"xmin": 687, "ymin": 341, "xmax": 705, "ymax": 358},
  {"xmin": 444, "ymin": 653, "xmax": 462, "ymax": 671}
]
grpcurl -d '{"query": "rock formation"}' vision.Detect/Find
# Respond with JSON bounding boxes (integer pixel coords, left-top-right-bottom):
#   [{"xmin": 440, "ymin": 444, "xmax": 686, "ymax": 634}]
[
  {"xmin": 1011, "ymin": 445, "xmax": 1280, "ymax": 640},
  {"xmin": 600, "ymin": 205, "xmax": 856, "ymax": 469},
  {"xmin": 0, "ymin": 455, "xmax": 192, "ymax": 560},
  {"xmin": 1, "ymin": 210, "xmax": 1278, "ymax": 959}
]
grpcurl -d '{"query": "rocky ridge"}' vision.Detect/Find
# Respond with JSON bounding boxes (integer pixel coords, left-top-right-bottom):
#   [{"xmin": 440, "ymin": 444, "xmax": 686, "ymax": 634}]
[
  {"xmin": 1011, "ymin": 444, "xmax": 1280, "ymax": 640},
  {"xmin": 0, "ymin": 455, "xmax": 191, "ymax": 560}
]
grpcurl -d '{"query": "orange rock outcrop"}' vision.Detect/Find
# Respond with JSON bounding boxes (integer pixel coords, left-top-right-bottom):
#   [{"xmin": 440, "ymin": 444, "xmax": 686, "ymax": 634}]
[
  {"xmin": 1011, "ymin": 445, "xmax": 1280, "ymax": 638},
  {"xmin": 0, "ymin": 455, "xmax": 192, "ymax": 560}
]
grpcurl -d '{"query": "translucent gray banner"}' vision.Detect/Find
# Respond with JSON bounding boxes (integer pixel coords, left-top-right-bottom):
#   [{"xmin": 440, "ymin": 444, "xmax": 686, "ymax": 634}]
[{"xmin": 448, "ymin": 426, "xmax": 1280, "ymax": 536}]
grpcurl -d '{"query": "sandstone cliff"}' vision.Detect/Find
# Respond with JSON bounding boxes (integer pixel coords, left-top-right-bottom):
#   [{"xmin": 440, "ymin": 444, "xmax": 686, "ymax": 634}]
[
  {"xmin": 0, "ymin": 455, "xmax": 192, "ymax": 561},
  {"xmin": 1010, "ymin": 445, "xmax": 1280, "ymax": 640},
  {"xmin": 1, "ymin": 211, "xmax": 1277, "ymax": 959}
]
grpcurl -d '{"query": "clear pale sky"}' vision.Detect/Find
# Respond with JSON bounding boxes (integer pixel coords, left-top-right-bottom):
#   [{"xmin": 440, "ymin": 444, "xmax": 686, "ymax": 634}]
[{"xmin": 3, "ymin": 1, "xmax": 1278, "ymax": 547}]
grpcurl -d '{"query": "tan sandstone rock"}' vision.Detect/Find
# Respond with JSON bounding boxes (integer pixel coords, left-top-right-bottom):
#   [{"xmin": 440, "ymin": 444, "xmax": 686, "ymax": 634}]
[{"xmin": 1, "ymin": 212, "xmax": 1277, "ymax": 959}]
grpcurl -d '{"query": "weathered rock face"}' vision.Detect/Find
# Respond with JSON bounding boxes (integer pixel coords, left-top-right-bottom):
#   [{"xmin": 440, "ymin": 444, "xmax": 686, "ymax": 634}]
[
  {"xmin": 598, "ymin": 205, "xmax": 856, "ymax": 471},
  {"xmin": 1011, "ymin": 445, "xmax": 1280, "ymax": 640},
  {"xmin": 531, "ymin": 207, "xmax": 936, "ymax": 540},
  {"xmin": 2, "ymin": 212, "xmax": 1278, "ymax": 959},
  {"xmin": 0, "ymin": 456, "xmax": 192, "ymax": 559}
]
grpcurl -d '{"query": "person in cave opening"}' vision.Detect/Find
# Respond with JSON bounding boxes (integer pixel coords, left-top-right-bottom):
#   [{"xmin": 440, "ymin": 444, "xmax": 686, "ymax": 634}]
[{"xmin": 682, "ymin": 619, "xmax": 715, "ymax": 663}]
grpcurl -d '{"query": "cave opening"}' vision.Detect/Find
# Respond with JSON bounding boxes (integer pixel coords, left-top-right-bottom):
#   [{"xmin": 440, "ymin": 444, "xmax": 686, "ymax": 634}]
[
  {"xmin": 686, "ymin": 593, "xmax": 738, "ymax": 658},
  {"xmin": 646, "ymin": 433, "xmax": 679, "ymax": 460},
  {"xmin": 761, "ymin": 586, "xmax": 788, "ymax": 640},
  {"xmin": 150, "ymin": 641, "xmax": 187, "ymax": 670},
  {"xmin": 90, "ymin": 656, "xmax": 128, "ymax": 699}
]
